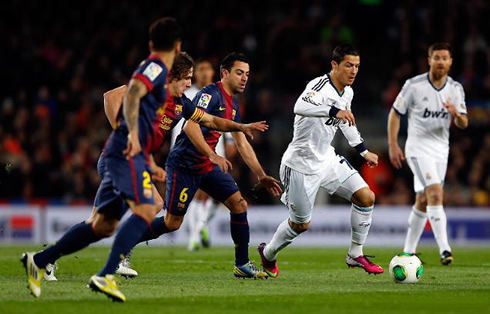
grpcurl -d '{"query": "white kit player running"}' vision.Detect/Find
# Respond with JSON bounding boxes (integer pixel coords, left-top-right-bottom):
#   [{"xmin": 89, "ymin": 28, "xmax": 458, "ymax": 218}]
[
  {"xmin": 388, "ymin": 43, "xmax": 468, "ymax": 265},
  {"xmin": 258, "ymin": 44, "xmax": 384, "ymax": 277}
]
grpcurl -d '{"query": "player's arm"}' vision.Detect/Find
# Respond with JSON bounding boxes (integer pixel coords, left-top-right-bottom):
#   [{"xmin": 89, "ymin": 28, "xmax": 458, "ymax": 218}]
[
  {"xmin": 444, "ymin": 103, "xmax": 468, "ymax": 129},
  {"xmin": 103, "ymin": 85, "xmax": 127, "ymax": 129},
  {"xmin": 294, "ymin": 89, "xmax": 355, "ymax": 125},
  {"xmin": 183, "ymin": 120, "xmax": 233, "ymax": 173},
  {"xmin": 148, "ymin": 154, "xmax": 166, "ymax": 182},
  {"xmin": 339, "ymin": 122, "xmax": 378, "ymax": 168},
  {"xmin": 231, "ymin": 132, "xmax": 282, "ymax": 197},
  {"xmin": 387, "ymin": 108, "xmax": 405, "ymax": 169},
  {"xmin": 123, "ymin": 79, "xmax": 148, "ymax": 157},
  {"xmin": 199, "ymin": 112, "xmax": 268, "ymax": 140}
]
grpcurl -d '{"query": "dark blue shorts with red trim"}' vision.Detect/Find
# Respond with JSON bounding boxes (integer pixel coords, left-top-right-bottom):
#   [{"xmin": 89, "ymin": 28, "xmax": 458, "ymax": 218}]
[
  {"xmin": 95, "ymin": 132, "xmax": 155, "ymax": 220},
  {"xmin": 165, "ymin": 165, "xmax": 239, "ymax": 216}
]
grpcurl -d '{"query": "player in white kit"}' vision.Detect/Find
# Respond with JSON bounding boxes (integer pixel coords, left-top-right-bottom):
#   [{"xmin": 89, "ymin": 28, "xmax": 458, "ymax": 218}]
[
  {"xmin": 387, "ymin": 43, "xmax": 468, "ymax": 265},
  {"xmin": 258, "ymin": 45, "xmax": 384, "ymax": 277}
]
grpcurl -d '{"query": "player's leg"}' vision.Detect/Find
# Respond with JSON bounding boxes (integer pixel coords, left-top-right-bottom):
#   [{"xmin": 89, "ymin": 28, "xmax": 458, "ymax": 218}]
[
  {"xmin": 187, "ymin": 189, "xmax": 209, "ymax": 251},
  {"xmin": 259, "ymin": 164, "xmax": 320, "ymax": 278},
  {"xmin": 426, "ymin": 183, "xmax": 452, "ymax": 264},
  {"xmin": 331, "ymin": 156, "xmax": 383, "ymax": 274},
  {"xmin": 200, "ymin": 168, "xmax": 266, "ymax": 279},
  {"xmin": 403, "ymin": 193, "xmax": 428, "ymax": 254},
  {"xmin": 22, "ymin": 174, "xmax": 121, "ymax": 297},
  {"xmin": 200, "ymin": 198, "xmax": 221, "ymax": 247}
]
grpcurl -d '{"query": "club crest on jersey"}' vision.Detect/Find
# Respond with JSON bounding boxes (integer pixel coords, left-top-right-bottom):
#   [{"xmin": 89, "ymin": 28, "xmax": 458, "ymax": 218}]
[
  {"xmin": 142, "ymin": 62, "xmax": 163, "ymax": 81},
  {"xmin": 232, "ymin": 109, "xmax": 237, "ymax": 120},
  {"xmin": 175, "ymin": 104, "xmax": 182, "ymax": 116},
  {"xmin": 197, "ymin": 93, "xmax": 212, "ymax": 109}
]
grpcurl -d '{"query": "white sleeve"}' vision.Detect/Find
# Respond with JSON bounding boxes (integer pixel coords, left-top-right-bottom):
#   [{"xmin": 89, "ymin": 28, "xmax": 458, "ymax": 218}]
[
  {"xmin": 454, "ymin": 82, "xmax": 467, "ymax": 115},
  {"xmin": 293, "ymin": 80, "xmax": 339, "ymax": 118},
  {"xmin": 392, "ymin": 80, "xmax": 413, "ymax": 115},
  {"xmin": 339, "ymin": 122, "xmax": 367, "ymax": 153}
]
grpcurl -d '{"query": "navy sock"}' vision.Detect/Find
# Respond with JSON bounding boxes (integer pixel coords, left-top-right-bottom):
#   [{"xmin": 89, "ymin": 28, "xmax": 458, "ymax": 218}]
[
  {"xmin": 34, "ymin": 221, "xmax": 100, "ymax": 268},
  {"xmin": 98, "ymin": 215, "xmax": 149, "ymax": 276},
  {"xmin": 137, "ymin": 216, "xmax": 170, "ymax": 243},
  {"xmin": 230, "ymin": 212, "xmax": 250, "ymax": 266}
]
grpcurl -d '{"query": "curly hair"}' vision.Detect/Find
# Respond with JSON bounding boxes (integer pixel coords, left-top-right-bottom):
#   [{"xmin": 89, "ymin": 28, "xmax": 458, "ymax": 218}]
[{"xmin": 169, "ymin": 52, "xmax": 194, "ymax": 81}]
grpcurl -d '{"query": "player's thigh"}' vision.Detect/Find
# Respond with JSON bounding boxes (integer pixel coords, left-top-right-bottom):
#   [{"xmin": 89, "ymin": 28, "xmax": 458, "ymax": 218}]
[
  {"xmin": 105, "ymin": 153, "xmax": 156, "ymax": 206},
  {"xmin": 194, "ymin": 189, "xmax": 209, "ymax": 201},
  {"xmin": 280, "ymin": 164, "xmax": 321, "ymax": 224},
  {"xmin": 406, "ymin": 156, "xmax": 444, "ymax": 194},
  {"xmin": 199, "ymin": 167, "xmax": 239, "ymax": 205},
  {"xmin": 321, "ymin": 155, "xmax": 367, "ymax": 202},
  {"xmin": 95, "ymin": 171, "xmax": 128, "ymax": 221},
  {"xmin": 165, "ymin": 165, "xmax": 200, "ymax": 216}
]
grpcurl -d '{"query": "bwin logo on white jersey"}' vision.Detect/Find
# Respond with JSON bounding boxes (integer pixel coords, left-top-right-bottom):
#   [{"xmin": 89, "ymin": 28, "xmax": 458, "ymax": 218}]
[
  {"xmin": 422, "ymin": 108, "xmax": 449, "ymax": 119},
  {"xmin": 325, "ymin": 117, "xmax": 342, "ymax": 127}
]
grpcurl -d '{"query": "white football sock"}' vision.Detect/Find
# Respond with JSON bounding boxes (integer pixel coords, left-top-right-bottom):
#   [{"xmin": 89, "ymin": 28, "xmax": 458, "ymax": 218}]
[
  {"xmin": 348, "ymin": 204, "xmax": 373, "ymax": 258},
  {"xmin": 187, "ymin": 200, "xmax": 205, "ymax": 250},
  {"xmin": 403, "ymin": 206, "xmax": 427, "ymax": 254},
  {"xmin": 426, "ymin": 205, "xmax": 451, "ymax": 254},
  {"xmin": 264, "ymin": 219, "xmax": 298, "ymax": 261},
  {"xmin": 202, "ymin": 199, "xmax": 220, "ymax": 229}
]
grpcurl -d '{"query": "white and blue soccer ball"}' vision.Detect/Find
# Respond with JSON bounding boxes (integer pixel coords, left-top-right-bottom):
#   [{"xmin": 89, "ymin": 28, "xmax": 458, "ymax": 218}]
[{"xmin": 389, "ymin": 253, "xmax": 423, "ymax": 284}]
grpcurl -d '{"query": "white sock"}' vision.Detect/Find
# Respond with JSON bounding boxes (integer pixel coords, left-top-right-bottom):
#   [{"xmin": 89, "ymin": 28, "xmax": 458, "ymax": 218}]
[
  {"xmin": 426, "ymin": 205, "xmax": 451, "ymax": 254},
  {"xmin": 403, "ymin": 206, "xmax": 427, "ymax": 254},
  {"xmin": 187, "ymin": 200, "xmax": 205, "ymax": 249},
  {"xmin": 202, "ymin": 200, "xmax": 220, "ymax": 230},
  {"xmin": 264, "ymin": 219, "xmax": 298, "ymax": 261},
  {"xmin": 348, "ymin": 204, "xmax": 373, "ymax": 258}
]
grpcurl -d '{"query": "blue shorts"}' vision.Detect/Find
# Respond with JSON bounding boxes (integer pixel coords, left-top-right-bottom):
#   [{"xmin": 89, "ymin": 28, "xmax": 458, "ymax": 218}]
[
  {"xmin": 95, "ymin": 131, "xmax": 155, "ymax": 219},
  {"xmin": 165, "ymin": 165, "xmax": 239, "ymax": 216}
]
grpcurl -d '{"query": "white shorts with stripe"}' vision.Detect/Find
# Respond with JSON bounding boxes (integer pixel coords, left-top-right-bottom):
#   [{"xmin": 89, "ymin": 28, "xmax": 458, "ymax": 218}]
[
  {"xmin": 280, "ymin": 155, "xmax": 368, "ymax": 224},
  {"xmin": 406, "ymin": 155, "xmax": 447, "ymax": 193}
]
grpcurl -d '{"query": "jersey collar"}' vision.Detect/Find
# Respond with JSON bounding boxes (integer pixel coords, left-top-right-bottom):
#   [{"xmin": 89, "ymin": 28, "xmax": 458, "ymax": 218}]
[
  {"xmin": 427, "ymin": 73, "xmax": 447, "ymax": 92},
  {"xmin": 327, "ymin": 73, "xmax": 345, "ymax": 97}
]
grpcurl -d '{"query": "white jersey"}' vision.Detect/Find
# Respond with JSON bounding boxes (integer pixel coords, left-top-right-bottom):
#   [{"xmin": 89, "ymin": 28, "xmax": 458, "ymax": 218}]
[
  {"xmin": 281, "ymin": 74, "xmax": 365, "ymax": 174},
  {"xmin": 392, "ymin": 73, "xmax": 466, "ymax": 160}
]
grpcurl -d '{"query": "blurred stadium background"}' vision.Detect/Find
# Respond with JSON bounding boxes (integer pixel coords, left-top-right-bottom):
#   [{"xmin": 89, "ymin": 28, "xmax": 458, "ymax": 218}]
[{"xmin": 0, "ymin": 0, "xmax": 488, "ymax": 246}]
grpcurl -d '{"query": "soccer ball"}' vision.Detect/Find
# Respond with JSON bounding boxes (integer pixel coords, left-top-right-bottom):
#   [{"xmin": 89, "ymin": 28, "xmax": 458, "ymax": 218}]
[{"xmin": 389, "ymin": 253, "xmax": 423, "ymax": 284}]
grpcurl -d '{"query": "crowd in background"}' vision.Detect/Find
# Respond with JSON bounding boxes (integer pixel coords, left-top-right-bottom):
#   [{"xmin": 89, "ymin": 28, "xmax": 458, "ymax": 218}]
[{"xmin": 0, "ymin": 0, "xmax": 488, "ymax": 207}]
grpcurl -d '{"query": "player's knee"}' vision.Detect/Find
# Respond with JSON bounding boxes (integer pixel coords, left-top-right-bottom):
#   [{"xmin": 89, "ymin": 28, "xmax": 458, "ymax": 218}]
[
  {"xmin": 426, "ymin": 185, "xmax": 443, "ymax": 205},
  {"xmin": 415, "ymin": 193, "xmax": 427, "ymax": 212},
  {"xmin": 92, "ymin": 215, "xmax": 118, "ymax": 237},
  {"xmin": 352, "ymin": 187, "xmax": 375, "ymax": 208},
  {"xmin": 230, "ymin": 197, "xmax": 247, "ymax": 214},
  {"xmin": 290, "ymin": 220, "xmax": 310, "ymax": 233}
]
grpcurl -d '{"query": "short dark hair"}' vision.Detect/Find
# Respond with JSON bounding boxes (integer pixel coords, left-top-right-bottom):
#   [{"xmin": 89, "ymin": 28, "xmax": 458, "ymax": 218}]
[
  {"xmin": 428, "ymin": 42, "xmax": 452, "ymax": 57},
  {"xmin": 169, "ymin": 52, "xmax": 194, "ymax": 81},
  {"xmin": 149, "ymin": 17, "xmax": 182, "ymax": 51},
  {"xmin": 332, "ymin": 44, "xmax": 360, "ymax": 64},
  {"xmin": 220, "ymin": 52, "xmax": 249, "ymax": 77}
]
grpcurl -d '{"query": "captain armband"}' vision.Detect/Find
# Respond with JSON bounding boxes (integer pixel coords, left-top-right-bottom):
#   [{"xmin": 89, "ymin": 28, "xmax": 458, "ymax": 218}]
[{"xmin": 189, "ymin": 108, "xmax": 205, "ymax": 123}]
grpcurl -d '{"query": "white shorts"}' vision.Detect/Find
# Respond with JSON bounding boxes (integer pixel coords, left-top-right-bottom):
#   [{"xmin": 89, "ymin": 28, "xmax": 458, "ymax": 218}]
[
  {"xmin": 280, "ymin": 156, "xmax": 368, "ymax": 224},
  {"xmin": 406, "ymin": 156, "xmax": 447, "ymax": 193}
]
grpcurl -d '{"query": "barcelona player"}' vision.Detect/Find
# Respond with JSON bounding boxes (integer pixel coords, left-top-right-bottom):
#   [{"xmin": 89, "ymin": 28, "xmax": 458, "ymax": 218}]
[
  {"xmin": 22, "ymin": 23, "xmax": 267, "ymax": 301},
  {"xmin": 131, "ymin": 52, "xmax": 282, "ymax": 279}
]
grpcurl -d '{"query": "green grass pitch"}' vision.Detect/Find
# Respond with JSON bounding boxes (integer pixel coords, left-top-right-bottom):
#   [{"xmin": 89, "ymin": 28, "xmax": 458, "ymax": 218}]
[{"xmin": 0, "ymin": 246, "xmax": 488, "ymax": 313}]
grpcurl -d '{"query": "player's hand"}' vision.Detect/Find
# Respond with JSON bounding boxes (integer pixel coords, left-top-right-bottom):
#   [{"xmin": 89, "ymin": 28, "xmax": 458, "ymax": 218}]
[
  {"xmin": 124, "ymin": 132, "xmax": 141, "ymax": 158},
  {"xmin": 151, "ymin": 166, "xmax": 166, "ymax": 182},
  {"xmin": 443, "ymin": 101, "xmax": 461, "ymax": 118},
  {"xmin": 210, "ymin": 154, "xmax": 233, "ymax": 173},
  {"xmin": 364, "ymin": 151, "xmax": 379, "ymax": 168},
  {"xmin": 240, "ymin": 121, "xmax": 269, "ymax": 140},
  {"xmin": 388, "ymin": 144, "xmax": 405, "ymax": 169},
  {"xmin": 336, "ymin": 110, "xmax": 356, "ymax": 126},
  {"xmin": 257, "ymin": 175, "xmax": 282, "ymax": 197}
]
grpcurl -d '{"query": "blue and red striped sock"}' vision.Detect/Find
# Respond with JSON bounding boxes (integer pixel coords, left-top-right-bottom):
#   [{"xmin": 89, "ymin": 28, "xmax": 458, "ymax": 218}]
[{"xmin": 230, "ymin": 212, "xmax": 249, "ymax": 266}]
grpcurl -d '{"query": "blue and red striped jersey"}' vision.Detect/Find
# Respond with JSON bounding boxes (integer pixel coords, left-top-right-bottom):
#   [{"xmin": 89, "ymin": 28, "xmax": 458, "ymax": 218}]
[{"xmin": 167, "ymin": 81, "xmax": 241, "ymax": 174}]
